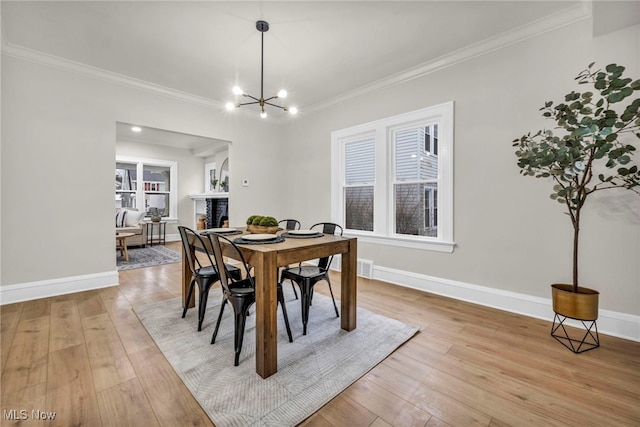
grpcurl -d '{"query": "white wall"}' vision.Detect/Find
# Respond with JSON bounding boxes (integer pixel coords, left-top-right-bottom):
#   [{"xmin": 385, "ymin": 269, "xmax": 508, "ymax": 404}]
[
  {"xmin": 1, "ymin": 55, "xmax": 286, "ymax": 292},
  {"xmin": 280, "ymin": 20, "xmax": 640, "ymax": 319}
]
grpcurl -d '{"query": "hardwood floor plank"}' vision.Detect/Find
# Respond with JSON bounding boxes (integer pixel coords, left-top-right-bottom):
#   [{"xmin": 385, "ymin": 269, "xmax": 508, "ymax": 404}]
[
  {"xmin": 454, "ymin": 324, "xmax": 640, "ymax": 401},
  {"xmin": 45, "ymin": 344, "xmax": 102, "ymax": 427},
  {"xmin": 396, "ymin": 335, "xmax": 447, "ymax": 368},
  {"xmin": 96, "ymin": 378, "xmax": 160, "ymax": 427},
  {"xmin": 413, "ymin": 353, "xmax": 571, "ymax": 427},
  {"xmin": 111, "ymin": 318, "xmax": 157, "ymax": 356},
  {"xmin": 99, "ymin": 286, "xmax": 141, "ymax": 325},
  {"xmin": 81, "ymin": 313, "xmax": 137, "ymax": 392},
  {"xmin": 344, "ymin": 375, "xmax": 432, "ymax": 426},
  {"xmin": 440, "ymin": 344, "xmax": 639, "ymax": 426},
  {"xmin": 0, "ymin": 382, "xmax": 47, "ymax": 426},
  {"xmin": 75, "ymin": 289, "xmax": 109, "ymax": 319},
  {"xmin": 425, "ymin": 417, "xmax": 452, "ymax": 427},
  {"xmin": 1, "ymin": 303, "xmax": 23, "ymax": 373},
  {"xmin": 19, "ymin": 298, "xmax": 50, "ymax": 321},
  {"xmin": 310, "ymin": 394, "xmax": 377, "ymax": 427},
  {"xmin": 407, "ymin": 381, "xmax": 492, "ymax": 427},
  {"xmin": 128, "ymin": 346, "xmax": 213, "ymax": 426},
  {"xmin": 367, "ymin": 361, "xmax": 501, "ymax": 427},
  {"xmin": 1, "ymin": 316, "xmax": 50, "ymax": 398},
  {"xmin": 49, "ymin": 300, "xmax": 84, "ymax": 352},
  {"xmin": 298, "ymin": 412, "xmax": 335, "ymax": 427}
]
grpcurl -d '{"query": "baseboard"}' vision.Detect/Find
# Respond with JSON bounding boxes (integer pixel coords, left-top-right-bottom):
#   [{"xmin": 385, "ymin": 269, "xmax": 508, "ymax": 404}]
[
  {"xmin": 0, "ymin": 271, "xmax": 119, "ymax": 305},
  {"xmin": 372, "ymin": 265, "xmax": 640, "ymax": 342},
  {"xmin": 3, "ymin": 258, "xmax": 637, "ymax": 342}
]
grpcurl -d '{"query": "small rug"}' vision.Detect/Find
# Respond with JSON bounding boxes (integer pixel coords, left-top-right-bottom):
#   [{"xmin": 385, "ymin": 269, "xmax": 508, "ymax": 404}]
[
  {"xmin": 135, "ymin": 287, "xmax": 418, "ymax": 427},
  {"xmin": 117, "ymin": 245, "xmax": 181, "ymax": 270}
]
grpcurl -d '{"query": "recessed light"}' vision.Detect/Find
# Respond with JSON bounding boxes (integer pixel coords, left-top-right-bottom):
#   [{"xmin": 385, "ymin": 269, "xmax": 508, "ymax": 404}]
[{"xmin": 131, "ymin": 126, "xmax": 142, "ymax": 132}]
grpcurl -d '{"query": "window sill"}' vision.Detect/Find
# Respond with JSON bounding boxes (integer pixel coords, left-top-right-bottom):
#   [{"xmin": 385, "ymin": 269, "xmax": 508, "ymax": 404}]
[{"xmin": 344, "ymin": 232, "xmax": 455, "ymax": 253}]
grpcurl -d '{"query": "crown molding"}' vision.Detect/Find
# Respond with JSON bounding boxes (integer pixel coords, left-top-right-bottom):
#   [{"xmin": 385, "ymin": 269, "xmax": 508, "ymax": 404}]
[
  {"xmin": 0, "ymin": 41, "xmax": 282, "ymax": 122},
  {"xmin": 1, "ymin": 2, "xmax": 591, "ymax": 118},
  {"xmin": 1, "ymin": 41, "xmax": 227, "ymax": 110},
  {"xmin": 305, "ymin": 1, "xmax": 592, "ymax": 114}
]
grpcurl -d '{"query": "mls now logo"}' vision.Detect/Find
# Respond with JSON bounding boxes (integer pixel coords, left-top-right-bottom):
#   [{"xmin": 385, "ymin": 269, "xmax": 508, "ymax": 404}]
[
  {"xmin": 3, "ymin": 409, "xmax": 57, "ymax": 420},
  {"xmin": 3, "ymin": 410, "xmax": 28, "ymax": 420},
  {"xmin": 31, "ymin": 410, "xmax": 57, "ymax": 420}
]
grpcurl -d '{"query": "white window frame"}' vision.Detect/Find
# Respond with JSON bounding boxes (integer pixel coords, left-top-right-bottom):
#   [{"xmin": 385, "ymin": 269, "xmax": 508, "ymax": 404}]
[
  {"xmin": 116, "ymin": 156, "xmax": 179, "ymax": 220},
  {"xmin": 343, "ymin": 133, "xmax": 376, "ymax": 231},
  {"xmin": 331, "ymin": 102, "xmax": 454, "ymax": 253}
]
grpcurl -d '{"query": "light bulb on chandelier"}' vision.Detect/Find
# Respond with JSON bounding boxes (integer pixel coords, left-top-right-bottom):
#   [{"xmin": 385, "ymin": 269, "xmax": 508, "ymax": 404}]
[{"xmin": 226, "ymin": 21, "xmax": 297, "ymax": 118}]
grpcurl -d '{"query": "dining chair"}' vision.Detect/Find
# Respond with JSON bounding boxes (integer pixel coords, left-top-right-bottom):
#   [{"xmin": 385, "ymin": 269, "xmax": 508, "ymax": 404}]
[
  {"xmin": 279, "ymin": 222, "xmax": 343, "ymax": 335},
  {"xmin": 278, "ymin": 218, "xmax": 302, "ymax": 298},
  {"xmin": 208, "ymin": 233, "xmax": 294, "ymax": 366},
  {"xmin": 278, "ymin": 219, "xmax": 301, "ymax": 231},
  {"xmin": 178, "ymin": 226, "xmax": 241, "ymax": 331}
]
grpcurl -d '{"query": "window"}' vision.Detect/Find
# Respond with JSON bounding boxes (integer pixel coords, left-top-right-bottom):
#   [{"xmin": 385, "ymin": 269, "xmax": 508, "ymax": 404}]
[
  {"xmin": 115, "ymin": 156, "xmax": 178, "ymax": 219},
  {"xmin": 344, "ymin": 137, "xmax": 375, "ymax": 231},
  {"xmin": 331, "ymin": 102, "xmax": 454, "ymax": 253},
  {"xmin": 424, "ymin": 124, "xmax": 438, "ymax": 155}
]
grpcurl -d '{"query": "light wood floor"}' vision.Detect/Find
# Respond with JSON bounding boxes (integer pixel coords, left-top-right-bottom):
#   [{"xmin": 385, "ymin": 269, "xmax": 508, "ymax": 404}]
[{"xmin": 1, "ymin": 241, "xmax": 639, "ymax": 426}]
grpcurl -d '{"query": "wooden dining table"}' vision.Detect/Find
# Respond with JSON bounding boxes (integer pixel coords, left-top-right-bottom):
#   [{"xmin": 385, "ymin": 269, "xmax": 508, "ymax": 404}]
[{"xmin": 181, "ymin": 228, "xmax": 357, "ymax": 379}]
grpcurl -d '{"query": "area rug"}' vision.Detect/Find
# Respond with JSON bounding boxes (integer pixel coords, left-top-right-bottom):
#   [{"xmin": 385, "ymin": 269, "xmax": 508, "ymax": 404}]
[
  {"xmin": 135, "ymin": 286, "xmax": 418, "ymax": 427},
  {"xmin": 117, "ymin": 245, "xmax": 181, "ymax": 270}
]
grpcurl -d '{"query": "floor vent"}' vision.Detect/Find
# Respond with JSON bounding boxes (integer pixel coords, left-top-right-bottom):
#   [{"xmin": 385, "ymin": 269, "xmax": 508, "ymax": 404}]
[
  {"xmin": 329, "ymin": 256, "xmax": 373, "ymax": 279},
  {"xmin": 357, "ymin": 259, "xmax": 374, "ymax": 279}
]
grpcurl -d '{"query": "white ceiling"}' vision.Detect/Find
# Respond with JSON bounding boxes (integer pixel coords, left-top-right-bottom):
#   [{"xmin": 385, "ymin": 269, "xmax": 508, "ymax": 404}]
[
  {"xmin": 2, "ymin": 1, "xmax": 589, "ymax": 114},
  {"xmin": 3, "ymin": 1, "xmax": 637, "ymax": 150}
]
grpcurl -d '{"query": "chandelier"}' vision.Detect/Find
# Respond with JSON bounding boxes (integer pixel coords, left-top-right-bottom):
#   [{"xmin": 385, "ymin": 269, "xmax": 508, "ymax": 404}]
[{"xmin": 226, "ymin": 20, "xmax": 297, "ymax": 118}]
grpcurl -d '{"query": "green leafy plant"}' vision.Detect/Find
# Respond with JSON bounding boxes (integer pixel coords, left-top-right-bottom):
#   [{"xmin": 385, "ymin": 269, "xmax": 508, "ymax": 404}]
[
  {"xmin": 513, "ymin": 63, "xmax": 640, "ymax": 292},
  {"xmin": 246, "ymin": 215, "xmax": 278, "ymax": 227},
  {"xmin": 249, "ymin": 215, "xmax": 264, "ymax": 225},
  {"xmin": 258, "ymin": 216, "xmax": 278, "ymax": 227}
]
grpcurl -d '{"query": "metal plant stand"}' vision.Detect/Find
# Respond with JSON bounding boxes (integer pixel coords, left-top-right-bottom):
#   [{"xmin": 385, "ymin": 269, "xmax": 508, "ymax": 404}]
[{"xmin": 551, "ymin": 313, "xmax": 599, "ymax": 353}]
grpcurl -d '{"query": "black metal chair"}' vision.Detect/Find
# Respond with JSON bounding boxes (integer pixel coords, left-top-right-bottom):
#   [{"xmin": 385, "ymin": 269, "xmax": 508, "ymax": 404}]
[
  {"xmin": 178, "ymin": 226, "xmax": 241, "ymax": 331},
  {"xmin": 278, "ymin": 219, "xmax": 301, "ymax": 231},
  {"xmin": 278, "ymin": 218, "xmax": 302, "ymax": 298},
  {"xmin": 208, "ymin": 233, "xmax": 293, "ymax": 366},
  {"xmin": 280, "ymin": 222, "xmax": 342, "ymax": 335}
]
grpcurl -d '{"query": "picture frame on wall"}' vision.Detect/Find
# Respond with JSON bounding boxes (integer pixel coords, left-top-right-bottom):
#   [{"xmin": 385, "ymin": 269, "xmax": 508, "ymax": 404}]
[
  {"xmin": 115, "ymin": 169, "xmax": 131, "ymax": 190},
  {"xmin": 204, "ymin": 162, "xmax": 216, "ymax": 192}
]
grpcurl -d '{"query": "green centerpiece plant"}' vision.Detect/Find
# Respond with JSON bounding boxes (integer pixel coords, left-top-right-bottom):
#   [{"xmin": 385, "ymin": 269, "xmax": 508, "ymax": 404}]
[
  {"xmin": 246, "ymin": 215, "xmax": 261, "ymax": 226},
  {"xmin": 258, "ymin": 216, "xmax": 278, "ymax": 227},
  {"xmin": 512, "ymin": 63, "xmax": 639, "ymax": 349},
  {"xmin": 246, "ymin": 215, "xmax": 279, "ymax": 233}
]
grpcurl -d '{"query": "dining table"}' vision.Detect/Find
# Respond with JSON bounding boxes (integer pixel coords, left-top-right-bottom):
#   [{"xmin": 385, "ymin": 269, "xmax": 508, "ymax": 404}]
[{"xmin": 181, "ymin": 227, "xmax": 357, "ymax": 379}]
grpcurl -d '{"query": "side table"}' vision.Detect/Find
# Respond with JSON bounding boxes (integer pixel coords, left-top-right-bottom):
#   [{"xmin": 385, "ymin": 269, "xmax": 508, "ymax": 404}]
[
  {"xmin": 116, "ymin": 232, "xmax": 135, "ymax": 262},
  {"xmin": 146, "ymin": 221, "xmax": 167, "ymax": 246}
]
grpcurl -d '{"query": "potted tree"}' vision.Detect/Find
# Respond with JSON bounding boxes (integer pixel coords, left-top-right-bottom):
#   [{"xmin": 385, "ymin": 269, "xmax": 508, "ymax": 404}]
[{"xmin": 513, "ymin": 63, "xmax": 640, "ymax": 352}]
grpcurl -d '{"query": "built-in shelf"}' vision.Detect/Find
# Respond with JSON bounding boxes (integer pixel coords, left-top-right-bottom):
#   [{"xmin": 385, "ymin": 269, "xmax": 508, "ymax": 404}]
[{"xmin": 189, "ymin": 193, "xmax": 229, "ymax": 229}]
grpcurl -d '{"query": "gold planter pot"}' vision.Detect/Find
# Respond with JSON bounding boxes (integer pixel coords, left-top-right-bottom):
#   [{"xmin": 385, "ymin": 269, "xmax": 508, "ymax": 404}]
[
  {"xmin": 551, "ymin": 283, "xmax": 599, "ymax": 321},
  {"xmin": 550, "ymin": 283, "xmax": 600, "ymax": 353}
]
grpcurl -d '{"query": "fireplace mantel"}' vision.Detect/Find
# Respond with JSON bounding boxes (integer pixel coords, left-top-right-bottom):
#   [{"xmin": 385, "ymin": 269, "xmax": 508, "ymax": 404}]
[
  {"xmin": 189, "ymin": 192, "xmax": 229, "ymax": 200},
  {"xmin": 189, "ymin": 193, "xmax": 229, "ymax": 229}
]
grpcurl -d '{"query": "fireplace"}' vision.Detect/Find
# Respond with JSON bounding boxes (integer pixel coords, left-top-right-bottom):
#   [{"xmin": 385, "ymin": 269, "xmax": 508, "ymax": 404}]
[{"xmin": 206, "ymin": 198, "xmax": 229, "ymax": 228}]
